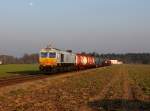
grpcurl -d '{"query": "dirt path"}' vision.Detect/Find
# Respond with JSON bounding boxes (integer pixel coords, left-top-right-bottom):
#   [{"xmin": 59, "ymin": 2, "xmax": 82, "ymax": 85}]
[{"xmin": 122, "ymin": 68, "xmax": 133, "ymax": 100}]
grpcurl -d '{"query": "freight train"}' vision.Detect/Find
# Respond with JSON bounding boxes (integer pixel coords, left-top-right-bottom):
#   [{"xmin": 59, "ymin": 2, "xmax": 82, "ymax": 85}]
[{"xmin": 39, "ymin": 47, "xmax": 110, "ymax": 72}]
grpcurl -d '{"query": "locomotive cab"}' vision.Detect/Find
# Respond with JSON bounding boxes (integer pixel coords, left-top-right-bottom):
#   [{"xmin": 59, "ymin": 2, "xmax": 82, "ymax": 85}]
[{"xmin": 39, "ymin": 48, "xmax": 57, "ymax": 71}]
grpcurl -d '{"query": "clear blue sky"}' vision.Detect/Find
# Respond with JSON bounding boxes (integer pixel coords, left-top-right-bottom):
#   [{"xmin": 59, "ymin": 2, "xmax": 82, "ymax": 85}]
[{"xmin": 0, "ymin": 0, "xmax": 150, "ymax": 56}]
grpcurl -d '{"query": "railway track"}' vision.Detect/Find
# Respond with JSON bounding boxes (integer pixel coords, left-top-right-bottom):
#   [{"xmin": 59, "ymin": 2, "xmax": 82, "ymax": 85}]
[
  {"xmin": 0, "ymin": 74, "xmax": 51, "ymax": 87},
  {"xmin": 0, "ymin": 71, "xmax": 72, "ymax": 87},
  {"xmin": 0, "ymin": 69, "xmax": 97, "ymax": 88}
]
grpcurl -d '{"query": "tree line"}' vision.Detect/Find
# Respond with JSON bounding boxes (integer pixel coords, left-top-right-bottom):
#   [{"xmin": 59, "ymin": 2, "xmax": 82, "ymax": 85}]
[
  {"xmin": 0, "ymin": 53, "xmax": 150, "ymax": 64},
  {"xmin": 0, "ymin": 53, "xmax": 38, "ymax": 64},
  {"xmin": 90, "ymin": 53, "xmax": 150, "ymax": 64}
]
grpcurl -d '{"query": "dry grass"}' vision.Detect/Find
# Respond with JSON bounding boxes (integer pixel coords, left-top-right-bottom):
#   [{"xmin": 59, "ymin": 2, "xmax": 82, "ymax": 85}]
[{"xmin": 127, "ymin": 64, "xmax": 150, "ymax": 96}]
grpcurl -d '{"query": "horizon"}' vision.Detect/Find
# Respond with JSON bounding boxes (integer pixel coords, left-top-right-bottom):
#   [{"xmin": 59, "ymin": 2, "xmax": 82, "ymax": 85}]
[
  {"xmin": 0, "ymin": 0, "xmax": 150, "ymax": 56},
  {"xmin": 1, "ymin": 51, "xmax": 150, "ymax": 58}
]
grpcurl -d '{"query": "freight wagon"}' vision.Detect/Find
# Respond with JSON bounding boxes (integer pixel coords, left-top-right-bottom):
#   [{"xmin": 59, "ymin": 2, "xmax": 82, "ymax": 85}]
[
  {"xmin": 102, "ymin": 60, "xmax": 112, "ymax": 66},
  {"xmin": 76, "ymin": 54, "xmax": 95, "ymax": 70},
  {"xmin": 94, "ymin": 56, "xmax": 104, "ymax": 67}
]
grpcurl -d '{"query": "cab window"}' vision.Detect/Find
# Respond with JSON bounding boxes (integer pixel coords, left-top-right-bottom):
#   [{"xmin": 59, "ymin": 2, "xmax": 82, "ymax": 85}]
[
  {"xmin": 40, "ymin": 52, "xmax": 48, "ymax": 58},
  {"xmin": 49, "ymin": 52, "xmax": 56, "ymax": 58}
]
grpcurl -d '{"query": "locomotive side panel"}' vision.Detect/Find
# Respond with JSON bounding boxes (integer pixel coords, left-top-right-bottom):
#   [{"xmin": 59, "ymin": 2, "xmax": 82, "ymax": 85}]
[{"xmin": 57, "ymin": 51, "xmax": 76, "ymax": 64}]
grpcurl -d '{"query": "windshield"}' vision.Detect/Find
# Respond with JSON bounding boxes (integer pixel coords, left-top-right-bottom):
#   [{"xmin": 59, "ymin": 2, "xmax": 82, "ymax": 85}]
[
  {"xmin": 49, "ymin": 52, "xmax": 56, "ymax": 58},
  {"xmin": 40, "ymin": 52, "xmax": 48, "ymax": 58}
]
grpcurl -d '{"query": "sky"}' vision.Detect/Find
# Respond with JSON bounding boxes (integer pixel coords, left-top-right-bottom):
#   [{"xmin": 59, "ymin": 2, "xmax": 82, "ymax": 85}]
[{"xmin": 0, "ymin": 0, "xmax": 150, "ymax": 56}]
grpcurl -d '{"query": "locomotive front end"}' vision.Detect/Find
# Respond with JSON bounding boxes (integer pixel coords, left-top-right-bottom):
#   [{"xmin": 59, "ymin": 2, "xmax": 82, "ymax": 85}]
[{"xmin": 39, "ymin": 48, "xmax": 57, "ymax": 71}]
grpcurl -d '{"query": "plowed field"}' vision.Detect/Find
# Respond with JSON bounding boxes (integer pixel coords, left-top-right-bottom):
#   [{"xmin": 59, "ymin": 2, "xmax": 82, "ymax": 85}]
[{"xmin": 0, "ymin": 65, "xmax": 149, "ymax": 111}]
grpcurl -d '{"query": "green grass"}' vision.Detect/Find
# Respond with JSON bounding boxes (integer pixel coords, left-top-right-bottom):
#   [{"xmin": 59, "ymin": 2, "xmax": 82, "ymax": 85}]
[{"xmin": 0, "ymin": 64, "xmax": 39, "ymax": 77}]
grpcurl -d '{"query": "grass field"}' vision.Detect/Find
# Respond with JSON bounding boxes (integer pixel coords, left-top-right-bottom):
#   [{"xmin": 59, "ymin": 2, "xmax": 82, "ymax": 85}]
[
  {"xmin": 0, "ymin": 64, "xmax": 149, "ymax": 111},
  {"xmin": 127, "ymin": 65, "xmax": 150, "ymax": 96},
  {"xmin": 0, "ymin": 64, "xmax": 39, "ymax": 77}
]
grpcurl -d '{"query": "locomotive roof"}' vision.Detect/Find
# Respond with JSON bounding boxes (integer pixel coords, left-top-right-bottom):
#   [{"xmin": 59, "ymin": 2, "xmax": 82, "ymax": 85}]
[{"xmin": 40, "ymin": 48, "xmax": 75, "ymax": 54}]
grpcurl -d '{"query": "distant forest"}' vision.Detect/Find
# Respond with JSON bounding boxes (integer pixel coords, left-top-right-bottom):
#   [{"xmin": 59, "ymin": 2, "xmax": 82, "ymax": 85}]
[
  {"xmin": 91, "ymin": 53, "xmax": 150, "ymax": 64},
  {"xmin": 0, "ymin": 54, "xmax": 38, "ymax": 64},
  {"xmin": 0, "ymin": 53, "xmax": 150, "ymax": 64}
]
